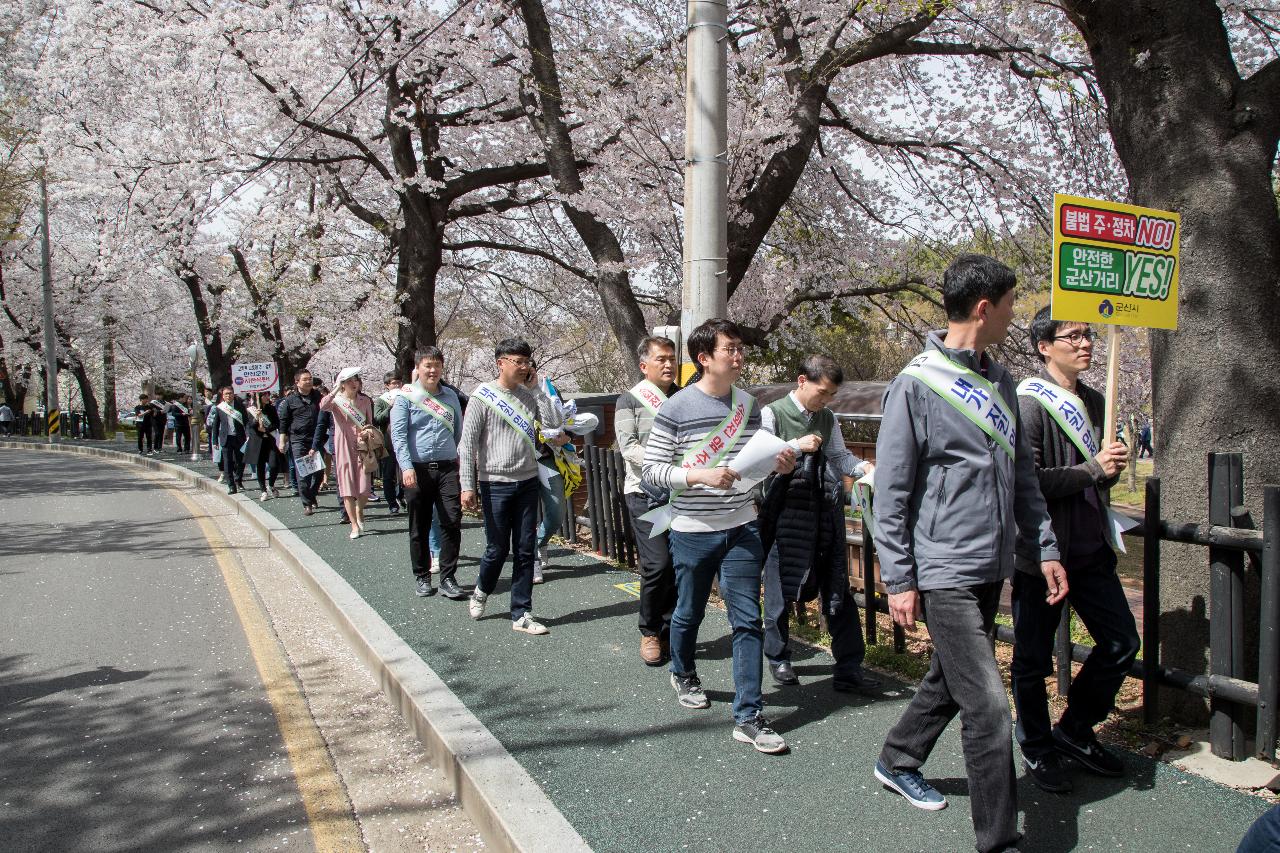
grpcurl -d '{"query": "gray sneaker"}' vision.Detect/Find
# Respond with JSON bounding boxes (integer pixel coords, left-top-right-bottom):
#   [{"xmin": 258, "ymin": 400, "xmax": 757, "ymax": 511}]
[
  {"xmin": 468, "ymin": 590, "xmax": 488, "ymax": 620},
  {"xmin": 670, "ymin": 672, "xmax": 710, "ymax": 709},
  {"xmin": 733, "ymin": 715, "xmax": 788, "ymax": 754}
]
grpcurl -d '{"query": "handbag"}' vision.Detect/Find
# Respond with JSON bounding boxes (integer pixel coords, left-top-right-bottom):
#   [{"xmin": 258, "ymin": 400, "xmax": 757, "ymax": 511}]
[{"xmin": 357, "ymin": 426, "xmax": 387, "ymax": 473}]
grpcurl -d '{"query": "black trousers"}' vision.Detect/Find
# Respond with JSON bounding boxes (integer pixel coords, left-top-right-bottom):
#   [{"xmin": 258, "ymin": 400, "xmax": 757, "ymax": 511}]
[
  {"xmin": 880, "ymin": 582, "xmax": 1017, "ymax": 853},
  {"xmin": 1011, "ymin": 549, "xmax": 1140, "ymax": 759},
  {"xmin": 291, "ymin": 443, "xmax": 321, "ymax": 508},
  {"xmin": 762, "ymin": 542, "xmax": 866, "ymax": 678},
  {"xmin": 380, "ymin": 454, "xmax": 403, "ymax": 510},
  {"xmin": 220, "ymin": 442, "xmax": 244, "ymax": 490},
  {"xmin": 151, "ymin": 418, "xmax": 165, "ymax": 450},
  {"xmin": 625, "ymin": 492, "xmax": 676, "ymax": 638},
  {"xmin": 406, "ymin": 460, "xmax": 462, "ymax": 581},
  {"xmin": 254, "ymin": 440, "xmax": 282, "ymax": 492},
  {"xmin": 137, "ymin": 420, "xmax": 154, "ymax": 452},
  {"xmin": 174, "ymin": 418, "xmax": 190, "ymax": 452}
]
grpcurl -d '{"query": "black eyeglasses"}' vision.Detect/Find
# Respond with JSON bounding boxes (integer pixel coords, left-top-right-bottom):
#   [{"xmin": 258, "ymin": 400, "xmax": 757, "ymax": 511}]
[{"xmin": 1053, "ymin": 329, "xmax": 1095, "ymax": 346}]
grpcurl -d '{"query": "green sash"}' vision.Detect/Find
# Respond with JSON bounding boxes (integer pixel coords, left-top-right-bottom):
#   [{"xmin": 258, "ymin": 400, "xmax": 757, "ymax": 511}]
[
  {"xmin": 1016, "ymin": 377, "xmax": 1100, "ymax": 459},
  {"xmin": 901, "ymin": 350, "xmax": 1016, "ymax": 458},
  {"xmin": 402, "ymin": 383, "xmax": 456, "ymax": 433},
  {"xmin": 474, "ymin": 383, "xmax": 537, "ymax": 451},
  {"xmin": 638, "ymin": 387, "xmax": 752, "ymax": 537}
]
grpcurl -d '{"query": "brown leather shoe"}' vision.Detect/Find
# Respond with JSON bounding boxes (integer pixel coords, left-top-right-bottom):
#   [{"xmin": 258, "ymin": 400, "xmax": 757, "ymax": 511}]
[{"xmin": 640, "ymin": 636, "xmax": 664, "ymax": 666}]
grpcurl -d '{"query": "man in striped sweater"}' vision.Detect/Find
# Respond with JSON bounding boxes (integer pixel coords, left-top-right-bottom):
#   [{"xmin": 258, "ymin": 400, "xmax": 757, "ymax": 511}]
[
  {"xmin": 641, "ymin": 318, "xmax": 796, "ymax": 754},
  {"xmin": 459, "ymin": 338, "xmax": 565, "ymax": 635}
]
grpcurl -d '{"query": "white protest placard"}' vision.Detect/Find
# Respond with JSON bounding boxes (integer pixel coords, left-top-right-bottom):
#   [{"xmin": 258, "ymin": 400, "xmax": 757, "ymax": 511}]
[
  {"xmin": 294, "ymin": 452, "xmax": 325, "ymax": 479},
  {"xmin": 231, "ymin": 361, "xmax": 281, "ymax": 394}
]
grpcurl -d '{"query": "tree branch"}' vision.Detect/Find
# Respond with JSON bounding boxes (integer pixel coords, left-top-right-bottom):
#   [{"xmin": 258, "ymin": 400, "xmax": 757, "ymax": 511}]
[{"xmin": 443, "ymin": 238, "xmax": 592, "ymax": 281}]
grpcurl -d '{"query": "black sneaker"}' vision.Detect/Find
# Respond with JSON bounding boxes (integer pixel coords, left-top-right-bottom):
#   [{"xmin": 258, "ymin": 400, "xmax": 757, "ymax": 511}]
[
  {"xmin": 1023, "ymin": 752, "xmax": 1072, "ymax": 793},
  {"xmin": 670, "ymin": 672, "xmax": 710, "ymax": 709},
  {"xmin": 439, "ymin": 577, "xmax": 467, "ymax": 600},
  {"xmin": 733, "ymin": 715, "xmax": 787, "ymax": 754},
  {"xmin": 415, "ymin": 577, "xmax": 436, "ymax": 598},
  {"xmin": 1052, "ymin": 726, "xmax": 1124, "ymax": 777}
]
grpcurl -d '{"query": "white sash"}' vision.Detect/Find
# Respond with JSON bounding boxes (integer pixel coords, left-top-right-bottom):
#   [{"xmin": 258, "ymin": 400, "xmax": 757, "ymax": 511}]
[
  {"xmin": 217, "ymin": 401, "xmax": 243, "ymax": 426},
  {"xmin": 171, "ymin": 401, "xmax": 189, "ymax": 416},
  {"xmin": 402, "ymin": 382, "xmax": 456, "ymax": 433},
  {"xmin": 1016, "ymin": 378, "xmax": 1100, "ymax": 459},
  {"xmin": 630, "ymin": 380, "xmax": 669, "ymax": 417},
  {"xmin": 901, "ymin": 350, "xmax": 1016, "ymax": 458},
  {"xmin": 639, "ymin": 387, "xmax": 752, "ymax": 537},
  {"xmin": 474, "ymin": 383, "xmax": 537, "ymax": 450},
  {"xmin": 331, "ymin": 393, "xmax": 368, "ymax": 429},
  {"xmin": 1017, "ymin": 377, "xmax": 1136, "ymax": 551}
]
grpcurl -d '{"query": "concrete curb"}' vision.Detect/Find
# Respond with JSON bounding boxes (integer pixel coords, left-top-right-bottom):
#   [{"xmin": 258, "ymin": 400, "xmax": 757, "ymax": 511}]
[{"xmin": 6, "ymin": 440, "xmax": 591, "ymax": 853}]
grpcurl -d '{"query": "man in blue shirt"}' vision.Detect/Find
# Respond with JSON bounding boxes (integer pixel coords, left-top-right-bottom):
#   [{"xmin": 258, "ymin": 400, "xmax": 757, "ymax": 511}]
[{"xmin": 391, "ymin": 346, "xmax": 465, "ymax": 600}]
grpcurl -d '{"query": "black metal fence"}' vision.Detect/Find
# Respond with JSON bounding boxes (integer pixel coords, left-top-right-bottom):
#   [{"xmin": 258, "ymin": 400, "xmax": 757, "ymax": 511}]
[
  {"xmin": 573, "ymin": 443, "xmax": 1279, "ymax": 765},
  {"xmin": 5, "ymin": 411, "xmax": 95, "ymax": 439}
]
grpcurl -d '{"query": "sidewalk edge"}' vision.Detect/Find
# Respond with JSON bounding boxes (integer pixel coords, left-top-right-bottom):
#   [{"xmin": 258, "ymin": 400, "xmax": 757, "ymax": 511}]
[{"xmin": 8, "ymin": 440, "xmax": 591, "ymax": 853}]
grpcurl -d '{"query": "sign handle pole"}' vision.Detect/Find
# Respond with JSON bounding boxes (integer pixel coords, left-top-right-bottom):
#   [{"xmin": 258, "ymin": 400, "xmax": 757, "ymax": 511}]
[{"xmin": 1103, "ymin": 324, "xmax": 1121, "ymax": 447}]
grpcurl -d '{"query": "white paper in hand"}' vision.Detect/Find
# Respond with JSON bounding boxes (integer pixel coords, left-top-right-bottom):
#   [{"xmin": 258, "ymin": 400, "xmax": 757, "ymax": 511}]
[
  {"xmin": 728, "ymin": 429, "xmax": 792, "ymax": 488},
  {"xmin": 1108, "ymin": 508, "xmax": 1140, "ymax": 554},
  {"xmin": 295, "ymin": 452, "xmax": 325, "ymax": 479}
]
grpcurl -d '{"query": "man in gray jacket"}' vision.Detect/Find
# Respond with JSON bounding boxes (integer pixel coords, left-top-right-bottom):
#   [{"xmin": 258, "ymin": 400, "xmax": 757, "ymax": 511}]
[{"xmin": 871, "ymin": 254, "xmax": 1065, "ymax": 853}]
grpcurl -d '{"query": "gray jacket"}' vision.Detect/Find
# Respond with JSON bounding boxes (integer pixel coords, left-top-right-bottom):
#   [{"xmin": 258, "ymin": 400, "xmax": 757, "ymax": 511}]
[{"xmin": 873, "ymin": 332, "xmax": 1059, "ymax": 593}]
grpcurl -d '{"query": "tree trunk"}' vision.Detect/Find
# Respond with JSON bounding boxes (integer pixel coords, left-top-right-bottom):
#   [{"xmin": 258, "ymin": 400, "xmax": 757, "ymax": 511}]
[
  {"xmin": 176, "ymin": 263, "xmax": 238, "ymax": 388},
  {"xmin": 394, "ymin": 210, "xmax": 443, "ymax": 381},
  {"xmin": 517, "ymin": 0, "xmax": 650, "ymax": 375},
  {"xmin": 102, "ymin": 313, "xmax": 117, "ymax": 436},
  {"xmin": 1066, "ymin": 0, "xmax": 1280, "ymax": 720},
  {"xmin": 69, "ymin": 355, "xmax": 105, "ymax": 439}
]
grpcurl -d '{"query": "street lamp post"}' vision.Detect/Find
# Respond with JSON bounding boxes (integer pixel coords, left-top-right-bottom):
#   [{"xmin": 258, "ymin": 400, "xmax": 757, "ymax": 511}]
[{"xmin": 187, "ymin": 343, "xmax": 201, "ymax": 462}]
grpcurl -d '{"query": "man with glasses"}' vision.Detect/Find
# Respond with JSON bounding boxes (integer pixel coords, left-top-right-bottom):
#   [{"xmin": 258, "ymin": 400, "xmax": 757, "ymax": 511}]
[
  {"xmin": 459, "ymin": 338, "xmax": 564, "ymax": 635},
  {"xmin": 616, "ymin": 335, "xmax": 680, "ymax": 665},
  {"xmin": 758, "ymin": 354, "xmax": 880, "ymax": 693},
  {"xmin": 1011, "ymin": 307, "xmax": 1139, "ymax": 793},
  {"xmin": 642, "ymin": 318, "xmax": 796, "ymax": 754}
]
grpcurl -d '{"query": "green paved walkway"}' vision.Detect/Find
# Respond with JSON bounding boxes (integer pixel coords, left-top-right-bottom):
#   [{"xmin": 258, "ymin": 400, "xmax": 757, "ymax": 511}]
[{"xmin": 68, "ymin": 444, "xmax": 1280, "ymax": 850}]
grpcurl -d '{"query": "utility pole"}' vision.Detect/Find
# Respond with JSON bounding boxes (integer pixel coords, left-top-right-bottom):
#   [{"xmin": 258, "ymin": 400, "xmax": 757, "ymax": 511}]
[
  {"xmin": 39, "ymin": 171, "xmax": 59, "ymax": 443},
  {"xmin": 681, "ymin": 0, "xmax": 728, "ymax": 383}
]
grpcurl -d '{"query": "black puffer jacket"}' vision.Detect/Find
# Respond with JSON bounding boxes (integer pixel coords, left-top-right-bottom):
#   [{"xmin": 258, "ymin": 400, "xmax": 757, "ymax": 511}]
[{"xmin": 759, "ymin": 451, "xmax": 849, "ymax": 613}]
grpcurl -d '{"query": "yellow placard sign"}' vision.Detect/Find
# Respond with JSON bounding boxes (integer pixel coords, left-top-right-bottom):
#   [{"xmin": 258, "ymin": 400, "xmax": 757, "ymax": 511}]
[{"xmin": 1051, "ymin": 193, "xmax": 1180, "ymax": 330}]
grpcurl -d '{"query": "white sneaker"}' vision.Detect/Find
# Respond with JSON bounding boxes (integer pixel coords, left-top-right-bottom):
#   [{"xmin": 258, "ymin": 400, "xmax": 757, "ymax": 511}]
[
  {"xmin": 512, "ymin": 614, "xmax": 549, "ymax": 635},
  {"xmin": 271, "ymin": 487, "xmax": 281, "ymax": 498},
  {"xmin": 468, "ymin": 591, "xmax": 487, "ymax": 620},
  {"xmin": 532, "ymin": 561, "xmax": 544, "ymax": 585},
  {"xmin": 260, "ymin": 491, "xmax": 270, "ymax": 502},
  {"xmin": 430, "ymin": 553, "xmax": 441, "ymax": 574},
  {"xmin": 538, "ymin": 545, "xmax": 549, "ymax": 566},
  {"xmin": 349, "ymin": 529, "xmax": 360, "ymax": 540}
]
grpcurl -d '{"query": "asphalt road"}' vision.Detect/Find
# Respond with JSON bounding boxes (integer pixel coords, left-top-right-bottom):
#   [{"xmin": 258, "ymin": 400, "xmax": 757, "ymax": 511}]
[{"xmin": 0, "ymin": 448, "xmax": 316, "ymax": 852}]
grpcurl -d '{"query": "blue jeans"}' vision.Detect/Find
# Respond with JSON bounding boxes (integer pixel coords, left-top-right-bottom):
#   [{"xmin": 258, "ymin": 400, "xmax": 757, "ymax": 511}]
[
  {"xmin": 669, "ymin": 521, "xmax": 765, "ymax": 724},
  {"xmin": 429, "ymin": 515, "xmax": 443, "ymax": 553},
  {"xmin": 536, "ymin": 464, "xmax": 564, "ymax": 547},
  {"xmin": 475, "ymin": 478, "xmax": 539, "ymax": 621}
]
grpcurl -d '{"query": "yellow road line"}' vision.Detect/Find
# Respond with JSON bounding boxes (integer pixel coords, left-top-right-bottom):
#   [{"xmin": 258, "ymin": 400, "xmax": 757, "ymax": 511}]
[{"xmin": 166, "ymin": 486, "xmax": 365, "ymax": 853}]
